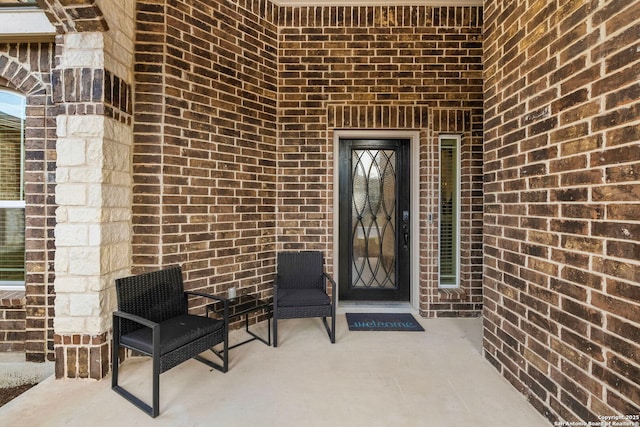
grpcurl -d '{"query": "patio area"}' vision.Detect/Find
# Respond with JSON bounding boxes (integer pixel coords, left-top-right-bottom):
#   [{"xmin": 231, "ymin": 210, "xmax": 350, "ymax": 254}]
[{"xmin": 0, "ymin": 315, "xmax": 549, "ymax": 426}]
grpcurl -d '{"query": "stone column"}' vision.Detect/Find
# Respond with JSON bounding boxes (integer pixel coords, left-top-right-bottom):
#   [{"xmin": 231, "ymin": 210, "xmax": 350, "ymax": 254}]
[{"xmin": 53, "ymin": 31, "xmax": 132, "ymax": 379}]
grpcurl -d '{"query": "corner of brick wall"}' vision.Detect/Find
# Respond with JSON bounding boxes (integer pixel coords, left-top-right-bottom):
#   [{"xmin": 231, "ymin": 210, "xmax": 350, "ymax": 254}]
[{"xmin": 54, "ymin": 332, "xmax": 110, "ymax": 380}]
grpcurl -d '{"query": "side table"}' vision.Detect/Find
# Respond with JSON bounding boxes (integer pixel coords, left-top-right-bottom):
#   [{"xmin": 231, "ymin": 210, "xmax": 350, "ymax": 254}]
[{"xmin": 206, "ymin": 291, "xmax": 272, "ymax": 372}]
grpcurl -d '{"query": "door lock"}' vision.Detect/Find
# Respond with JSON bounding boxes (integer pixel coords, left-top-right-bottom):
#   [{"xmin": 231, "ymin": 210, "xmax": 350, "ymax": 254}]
[{"xmin": 402, "ymin": 210, "xmax": 409, "ymax": 249}]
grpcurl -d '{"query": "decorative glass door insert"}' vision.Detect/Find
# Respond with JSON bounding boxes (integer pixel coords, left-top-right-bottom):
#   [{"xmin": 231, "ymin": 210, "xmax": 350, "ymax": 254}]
[
  {"xmin": 351, "ymin": 149, "xmax": 397, "ymax": 289},
  {"xmin": 339, "ymin": 139, "xmax": 410, "ymax": 301}
]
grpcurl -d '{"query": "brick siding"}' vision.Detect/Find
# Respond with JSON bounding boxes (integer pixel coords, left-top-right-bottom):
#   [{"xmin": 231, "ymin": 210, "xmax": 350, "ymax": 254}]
[
  {"xmin": 0, "ymin": 2, "xmax": 636, "ymax": 420},
  {"xmin": 278, "ymin": 5, "xmax": 484, "ymax": 316},
  {"xmin": 0, "ymin": 291, "xmax": 25, "ymax": 352},
  {"xmin": 483, "ymin": 0, "xmax": 640, "ymax": 422},
  {"xmin": 133, "ymin": 0, "xmax": 279, "ymax": 306},
  {"xmin": 1, "ymin": 37, "xmax": 133, "ymax": 375},
  {"xmin": 1, "ymin": 2, "xmax": 486, "ymax": 367},
  {"xmin": 0, "ymin": 42, "xmax": 57, "ymax": 363}
]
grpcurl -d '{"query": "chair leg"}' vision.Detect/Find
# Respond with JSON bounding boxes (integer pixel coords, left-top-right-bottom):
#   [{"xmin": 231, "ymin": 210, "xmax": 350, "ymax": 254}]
[
  {"xmin": 331, "ymin": 313, "xmax": 336, "ymax": 344},
  {"xmin": 273, "ymin": 316, "xmax": 278, "ymax": 347},
  {"xmin": 112, "ymin": 354, "xmax": 158, "ymax": 418},
  {"xmin": 320, "ymin": 313, "xmax": 335, "ymax": 344},
  {"xmin": 151, "ymin": 351, "xmax": 160, "ymax": 418},
  {"xmin": 195, "ymin": 350, "xmax": 227, "ymax": 373},
  {"xmin": 322, "ymin": 316, "xmax": 335, "ymax": 343},
  {"xmin": 111, "ymin": 348, "xmax": 119, "ymax": 388},
  {"xmin": 112, "ymin": 317, "xmax": 120, "ymax": 389},
  {"xmin": 111, "ymin": 321, "xmax": 161, "ymax": 418}
]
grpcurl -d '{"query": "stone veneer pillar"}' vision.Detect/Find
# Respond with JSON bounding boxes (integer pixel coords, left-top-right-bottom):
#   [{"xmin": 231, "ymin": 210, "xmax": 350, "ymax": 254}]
[{"xmin": 53, "ymin": 32, "xmax": 132, "ymax": 379}]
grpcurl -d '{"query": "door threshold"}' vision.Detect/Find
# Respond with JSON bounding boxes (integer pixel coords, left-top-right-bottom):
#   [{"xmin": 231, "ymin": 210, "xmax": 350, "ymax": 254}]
[{"xmin": 337, "ymin": 301, "xmax": 416, "ymax": 314}]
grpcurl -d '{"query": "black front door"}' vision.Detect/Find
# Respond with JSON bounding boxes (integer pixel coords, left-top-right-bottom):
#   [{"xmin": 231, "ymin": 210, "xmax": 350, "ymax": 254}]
[{"xmin": 338, "ymin": 139, "xmax": 411, "ymax": 302}]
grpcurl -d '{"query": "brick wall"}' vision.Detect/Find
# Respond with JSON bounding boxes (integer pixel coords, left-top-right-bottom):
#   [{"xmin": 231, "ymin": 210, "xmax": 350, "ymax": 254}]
[
  {"xmin": 278, "ymin": 6, "xmax": 484, "ymax": 316},
  {"xmin": 133, "ymin": 0, "xmax": 278, "ymax": 306},
  {"xmin": 2, "ymin": 1, "xmax": 485, "ymax": 375},
  {"xmin": 133, "ymin": 3, "xmax": 484, "ymax": 317},
  {"xmin": 483, "ymin": 0, "xmax": 640, "ymax": 422},
  {"xmin": 2, "ymin": 3, "xmax": 135, "ymax": 376},
  {"xmin": 0, "ymin": 43, "xmax": 57, "ymax": 362},
  {"xmin": 0, "ymin": 292, "xmax": 25, "ymax": 352}
]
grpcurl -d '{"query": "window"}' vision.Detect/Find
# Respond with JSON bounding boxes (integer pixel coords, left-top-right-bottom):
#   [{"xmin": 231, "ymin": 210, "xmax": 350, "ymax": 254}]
[
  {"xmin": 439, "ymin": 136, "xmax": 460, "ymax": 288},
  {"xmin": 0, "ymin": 1, "xmax": 39, "ymax": 7},
  {"xmin": 0, "ymin": 2, "xmax": 55, "ymax": 42},
  {"xmin": 0, "ymin": 89, "xmax": 25, "ymax": 288}
]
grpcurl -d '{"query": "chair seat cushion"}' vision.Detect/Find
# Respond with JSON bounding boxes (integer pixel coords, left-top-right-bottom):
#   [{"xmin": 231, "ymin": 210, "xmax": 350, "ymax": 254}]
[
  {"xmin": 121, "ymin": 314, "xmax": 224, "ymax": 355},
  {"xmin": 277, "ymin": 288, "xmax": 330, "ymax": 307}
]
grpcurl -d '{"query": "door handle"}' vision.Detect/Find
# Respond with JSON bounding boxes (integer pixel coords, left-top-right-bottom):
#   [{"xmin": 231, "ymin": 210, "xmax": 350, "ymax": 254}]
[
  {"xmin": 403, "ymin": 224, "xmax": 409, "ymax": 248},
  {"xmin": 402, "ymin": 210, "xmax": 409, "ymax": 249}
]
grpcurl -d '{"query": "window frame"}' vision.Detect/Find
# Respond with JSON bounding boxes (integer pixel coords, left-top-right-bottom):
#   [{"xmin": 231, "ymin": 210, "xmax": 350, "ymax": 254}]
[
  {"xmin": 0, "ymin": 88, "xmax": 26, "ymax": 289},
  {"xmin": 438, "ymin": 135, "xmax": 461, "ymax": 289},
  {"xmin": 0, "ymin": 1, "xmax": 39, "ymax": 8}
]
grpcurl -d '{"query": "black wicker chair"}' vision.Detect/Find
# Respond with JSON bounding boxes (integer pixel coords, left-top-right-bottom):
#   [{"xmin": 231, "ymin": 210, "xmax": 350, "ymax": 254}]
[
  {"xmin": 273, "ymin": 251, "xmax": 336, "ymax": 347},
  {"xmin": 112, "ymin": 265, "xmax": 228, "ymax": 418}
]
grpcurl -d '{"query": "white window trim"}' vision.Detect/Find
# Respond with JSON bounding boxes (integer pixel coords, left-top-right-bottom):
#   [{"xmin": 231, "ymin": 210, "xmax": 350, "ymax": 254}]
[
  {"xmin": 0, "ymin": 282, "xmax": 24, "ymax": 290},
  {"xmin": 0, "ymin": 9, "xmax": 56, "ymax": 42},
  {"xmin": 438, "ymin": 135, "xmax": 461, "ymax": 289},
  {"xmin": 0, "ymin": 201, "xmax": 26, "ymax": 208}
]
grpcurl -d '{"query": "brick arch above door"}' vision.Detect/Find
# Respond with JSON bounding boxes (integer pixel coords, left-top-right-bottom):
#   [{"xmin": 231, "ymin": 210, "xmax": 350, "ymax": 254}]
[
  {"xmin": 327, "ymin": 104, "xmax": 429, "ymax": 129},
  {"xmin": 327, "ymin": 105, "xmax": 478, "ymax": 135}
]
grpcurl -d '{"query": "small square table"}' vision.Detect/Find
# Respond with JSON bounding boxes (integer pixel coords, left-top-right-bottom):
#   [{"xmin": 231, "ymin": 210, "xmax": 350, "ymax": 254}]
[{"xmin": 206, "ymin": 291, "xmax": 272, "ymax": 371}]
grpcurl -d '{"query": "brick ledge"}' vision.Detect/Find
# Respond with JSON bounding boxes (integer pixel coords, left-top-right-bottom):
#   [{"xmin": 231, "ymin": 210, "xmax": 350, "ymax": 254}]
[{"xmin": 0, "ymin": 290, "xmax": 25, "ymax": 308}]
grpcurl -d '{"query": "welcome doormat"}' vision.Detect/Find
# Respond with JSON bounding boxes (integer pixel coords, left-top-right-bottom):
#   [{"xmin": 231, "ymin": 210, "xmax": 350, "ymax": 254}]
[{"xmin": 346, "ymin": 313, "xmax": 425, "ymax": 332}]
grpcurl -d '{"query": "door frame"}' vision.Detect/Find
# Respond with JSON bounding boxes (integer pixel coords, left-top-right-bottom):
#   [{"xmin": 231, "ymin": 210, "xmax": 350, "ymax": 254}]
[{"xmin": 333, "ymin": 130, "xmax": 420, "ymax": 309}]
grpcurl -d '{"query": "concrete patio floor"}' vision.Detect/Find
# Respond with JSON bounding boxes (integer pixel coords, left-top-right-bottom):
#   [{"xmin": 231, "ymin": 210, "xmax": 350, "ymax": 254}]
[{"xmin": 0, "ymin": 315, "xmax": 549, "ymax": 426}]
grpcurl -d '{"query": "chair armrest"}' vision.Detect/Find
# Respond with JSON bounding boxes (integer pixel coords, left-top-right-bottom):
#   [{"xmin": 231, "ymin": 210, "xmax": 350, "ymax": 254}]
[
  {"xmin": 113, "ymin": 310, "xmax": 159, "ymax": 329},
  {"xmin": 272, "ymin": 281, "xmax": 278, "ymax": 308},
  {"xmin": 113, "ymin": 310, "xmax": 161, "ymax": 357},
  {"xmin": 184, "ymin": 291, "xmax": 229, "ymax": 311},
  {"xmin": 185, "ymin": 291, "xmax": 227, "ymax": 303},
  {"xmin": 184, "ymin": 291, "xmax": 229, "ymax": 327},
  {"xmin": 323, "ymin": 272, "xmax": 336, "ymax": 296},
  {"xmin": 322, "ymin": 271, "xmax": 336, "ymax": 290}
]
